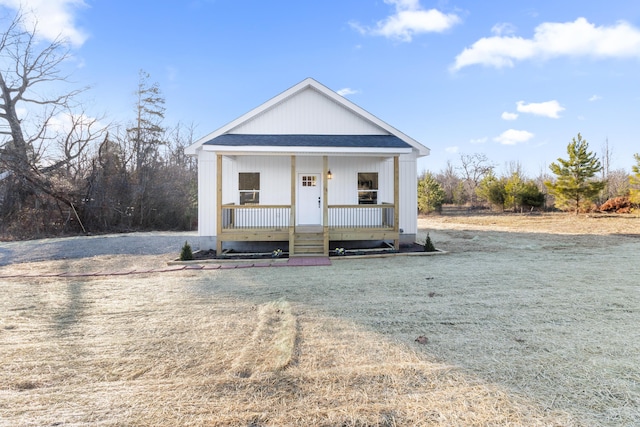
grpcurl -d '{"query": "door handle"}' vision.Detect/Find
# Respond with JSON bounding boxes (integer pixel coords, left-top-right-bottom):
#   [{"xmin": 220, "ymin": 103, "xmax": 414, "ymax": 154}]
[{"xmin": 318, "ymin": 196, "xmax": 321, "ymax": 208}]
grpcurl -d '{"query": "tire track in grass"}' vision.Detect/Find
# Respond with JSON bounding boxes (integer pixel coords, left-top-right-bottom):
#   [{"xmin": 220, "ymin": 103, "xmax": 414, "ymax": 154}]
[{"xmin": 231, "ymin": 300, "xmax": 297, "ymax": 378}]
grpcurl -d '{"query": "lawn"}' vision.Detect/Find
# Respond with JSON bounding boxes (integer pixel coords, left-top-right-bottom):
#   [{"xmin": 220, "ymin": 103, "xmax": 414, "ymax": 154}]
[{"xmin": 1, "ymin": 213, "xmax": 639, "ymax": 426}]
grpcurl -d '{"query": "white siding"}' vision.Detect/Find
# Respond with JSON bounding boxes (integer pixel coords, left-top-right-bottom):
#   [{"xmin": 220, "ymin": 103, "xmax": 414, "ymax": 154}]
[
  {"xmin": 198, "ymin": 151, "xmax": 218, "ymax": 237},
  {"xmin": 225, "ymin": 156, "xmax": 292, "ymax": 205},
  {"xmin": 230, "ymin": 88, "xmax": 386, "ymax": 135},
  {"xmin": 399, "ymin": 153, "xmax": 418, "ymax": 236},
  {"xmin": 221, "ymin": 156, "xmax": 235, "ymax": 204},
  {"xmin": 295, "ymin": 156, "xmax": 322, "ymax": 174},
  {"xmin": 327, "ymin": 157, "xmax": 393, "ymax": 205}
]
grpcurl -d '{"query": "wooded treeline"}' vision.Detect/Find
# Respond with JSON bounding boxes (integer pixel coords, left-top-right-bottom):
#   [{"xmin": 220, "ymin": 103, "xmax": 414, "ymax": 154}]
[
  {"xmin": 0, "ymin": 13, "xmax": 196, "ymax": 239},
  {"xmin": 419, "ymin": 141, "xmax": 640, "ymax": 215}
]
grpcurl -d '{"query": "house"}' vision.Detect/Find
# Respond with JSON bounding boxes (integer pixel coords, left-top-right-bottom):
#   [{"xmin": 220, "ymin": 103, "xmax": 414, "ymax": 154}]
[{"xmin": 185, "ymin": 78, "xmax": 430, "ymax": 256}]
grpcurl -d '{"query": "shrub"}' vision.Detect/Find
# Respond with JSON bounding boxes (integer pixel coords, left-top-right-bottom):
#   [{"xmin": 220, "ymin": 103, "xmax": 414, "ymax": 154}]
[
  {"xmin": 418, "ymin": 172, "xmax": 445, "ymax": 214},
  {"xmin": 424, "ymin": 233, "xmax": 436, "ymax": 252},
  {"xmin": 180, "ymin": 241, "xmax": 194, "ymax": 261}
]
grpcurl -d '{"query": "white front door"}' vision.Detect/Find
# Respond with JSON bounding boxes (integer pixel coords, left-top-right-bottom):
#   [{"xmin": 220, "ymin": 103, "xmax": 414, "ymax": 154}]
[{"xmin": 297, "ymin": 173, "xmax": 321, "ymax": 225}]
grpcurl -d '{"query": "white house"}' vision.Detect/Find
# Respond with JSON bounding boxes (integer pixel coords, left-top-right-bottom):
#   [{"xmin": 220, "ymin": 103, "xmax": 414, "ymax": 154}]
[{"xmin": 185, "ymin": 78, "xmax": 429, "ymax": 256}]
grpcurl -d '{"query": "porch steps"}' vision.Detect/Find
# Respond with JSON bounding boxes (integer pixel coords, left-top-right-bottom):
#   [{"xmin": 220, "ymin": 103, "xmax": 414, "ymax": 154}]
[{"xmin": 292, "ymin": 232, "xmax": 325, "ymax": 256}]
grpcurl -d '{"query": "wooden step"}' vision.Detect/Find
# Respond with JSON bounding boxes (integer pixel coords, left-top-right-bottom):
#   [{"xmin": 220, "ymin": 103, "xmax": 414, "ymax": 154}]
[
  {"xmin": 292, "ymin": 232, "xmax": 325, "ymax": 256},
  {"xmin": 294, "ymin": 247, "xmax": 325, "ymax": 255},
  {"xmin": 294, "ymin": 241, "xmax": 324, "ymax": 251},
  {"xmin": 294, "ymin": 233, "xmax": 323, "ymax": 240}
]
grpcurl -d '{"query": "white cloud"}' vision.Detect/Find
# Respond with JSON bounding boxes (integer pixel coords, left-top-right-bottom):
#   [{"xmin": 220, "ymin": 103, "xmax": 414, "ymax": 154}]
[
  {"xmin": 451, "ymin": 17, "xmax": 640, "ymax": 71},
  {"xmin": 351, "ymin": 0, "xmax": 460, "ymax": 42},
  {"xmin": 337, "ymin": 87, "xmax": 359, "ymax": 97},
  {"xmin": 516, "ymin": 100, "xmax": 565, "ymax": 118},
  {"xmin": 494, "ymin": 129, "xmax": 534, "ymax": 145},
  {"xmin": 470, "ymin": 137, "xmax": 488, "ymax": 144},
  {"xmin": 0, "ymin": 0, "xmax": 88, "ymax": 46},
  {"xmin": 491, "ymin": 22, "xmax": 516, "ymax": 36},
  {"xmin": 589, "ymin": 94, "xmax": 602, "ymax": 102},
  {"xmin": 501, "ymin": 111, "xmax": 518, "ymax": 120},
  {"xmin": 445, "ymin": 146, "xmax": 459, "ymax": 153},
  {"xmin": 47, "ymin": 112, "xmax": 93, "ymax": 134}
]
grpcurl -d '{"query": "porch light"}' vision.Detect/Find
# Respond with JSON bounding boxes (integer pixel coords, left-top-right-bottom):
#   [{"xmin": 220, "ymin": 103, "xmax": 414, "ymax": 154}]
[{"xmin": 327, "ymin": 170, "xmax": 333, "ymax": 180}]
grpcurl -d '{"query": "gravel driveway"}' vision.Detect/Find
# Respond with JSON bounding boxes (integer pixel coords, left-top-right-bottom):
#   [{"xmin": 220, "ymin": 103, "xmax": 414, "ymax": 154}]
[{"xmin": 0, "ymin": 232, "xmax": 197, "ymax": 266}]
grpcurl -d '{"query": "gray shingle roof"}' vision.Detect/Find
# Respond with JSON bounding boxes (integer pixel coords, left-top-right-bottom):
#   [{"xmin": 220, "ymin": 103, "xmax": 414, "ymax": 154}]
[{"xmin": 203, "ymin": 134, "xmax": 411, "ymax": 148}]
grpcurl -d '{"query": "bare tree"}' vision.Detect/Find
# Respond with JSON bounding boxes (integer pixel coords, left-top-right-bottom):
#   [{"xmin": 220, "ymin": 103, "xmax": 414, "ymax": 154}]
[
  {"xmin": 458, "ymin": 153, "xmax": 494, "ymax": 206},
  {"xmin": 0, "ymin": 11, "xmax": 105, "ymax": 232},
  {"xmin": 606, "ymin": 168, "xmax": 630, "ymax": 198},
  {"xmin": 534, "ymin": 164, "xmax": 554, "ymax": 210},
  {"xmin": 435, "ymin": 160, "xmax": 461, "ymax": 204},
  {"xmin": 600, "ymin": 138, "xmax": 613, "ymax": 202},
  {"xmin": 502, "ymin": 160, "xmax": 524, "ymax": 178}
]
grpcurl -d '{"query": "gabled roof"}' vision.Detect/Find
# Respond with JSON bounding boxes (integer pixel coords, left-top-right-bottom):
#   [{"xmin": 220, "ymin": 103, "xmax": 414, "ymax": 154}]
[{"xmin": 185, "ymin": 77, "xmax": 429, "ymax": 157}]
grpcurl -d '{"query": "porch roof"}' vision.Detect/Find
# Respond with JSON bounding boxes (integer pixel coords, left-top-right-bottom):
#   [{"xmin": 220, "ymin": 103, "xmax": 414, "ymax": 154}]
[{"xmin": 203, "ymin": 134, "xmax": 412, "ymax": 149}]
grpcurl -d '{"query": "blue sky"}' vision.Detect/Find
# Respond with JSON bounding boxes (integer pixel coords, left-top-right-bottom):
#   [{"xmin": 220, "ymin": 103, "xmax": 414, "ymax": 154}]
[{"xmin": 2, "ymin": 0, "xmax": 640, "ymax": 177}]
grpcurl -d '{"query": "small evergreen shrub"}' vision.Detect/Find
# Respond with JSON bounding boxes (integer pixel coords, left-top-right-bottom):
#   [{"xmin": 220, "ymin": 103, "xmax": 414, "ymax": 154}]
[
  {"xmin": 180, "ymin": 241, "xmax": 194, "ymax": 261},
  {"xmin": 424, "ymin": 233, "xmax": 436, "ymax": 252}
]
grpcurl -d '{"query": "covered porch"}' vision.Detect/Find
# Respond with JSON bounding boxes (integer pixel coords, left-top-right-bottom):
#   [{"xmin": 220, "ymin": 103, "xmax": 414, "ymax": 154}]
[{"xmin": 215, "ymin": 154, "xmax": 400, "ymax": 256}]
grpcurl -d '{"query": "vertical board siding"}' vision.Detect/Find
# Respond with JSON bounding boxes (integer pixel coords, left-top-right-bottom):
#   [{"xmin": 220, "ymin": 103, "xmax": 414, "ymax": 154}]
[
  {"xmin": 231, "ymin": 88, "xmax": 385, "ymax": 135},
  {"xmin": 399, "ymin": 154, "xmax": 418, "ymax": 235},
  {"xmin": 327, "ymin": 157, "xmax": 393, "ymax": 205},
  {"xmin": 295, "ymin": 156, "xmax": 322, "ymax": 172},
  {"xmin": 222, "ymin": 156, "xmax": 236, "ymax": 204},
  {"xmin": 198, "ymin": 152, "xmax": 218, "ymax": 236},
  {"xmin": 234, "ymin": 156, "xmax": 291, "ymax": 205}
]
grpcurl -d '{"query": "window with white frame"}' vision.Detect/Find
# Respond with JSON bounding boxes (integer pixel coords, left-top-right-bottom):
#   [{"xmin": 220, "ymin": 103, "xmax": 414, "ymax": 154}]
[
  {"xmin": 357, "ymin": 172, "xmax": 378, "ymax": 204},
  {"xmin": 239, "ymin": 172, "xmax": 260, "ymax": 205}
]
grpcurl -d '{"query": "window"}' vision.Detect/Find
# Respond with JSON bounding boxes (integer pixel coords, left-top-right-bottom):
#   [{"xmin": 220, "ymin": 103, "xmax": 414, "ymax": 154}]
[
  {"xmin": 239, "ymin": 172, "xmax": 260, "ymax": 205},
  {"xmin": 358, "ymin": 172, "xmax": 378, "ymax": 204},
  {"xmin": 302, "ymin": 175, "xmax": 317, "ymax": 187}
]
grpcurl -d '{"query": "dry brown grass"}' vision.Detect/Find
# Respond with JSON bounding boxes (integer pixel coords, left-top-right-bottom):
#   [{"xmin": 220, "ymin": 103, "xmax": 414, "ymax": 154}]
[
  {"xmin": 1, "ymin": 213, "xmax": 639, "ymax": 426},
  {"xmin": 423, "ymin": 210, "xmax": 640, "ymax": 235}
]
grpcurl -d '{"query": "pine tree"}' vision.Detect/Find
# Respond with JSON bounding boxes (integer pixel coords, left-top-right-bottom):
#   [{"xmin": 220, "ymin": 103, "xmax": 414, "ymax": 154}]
[
  {"xmin": 424, "ymin": 233, "xmax": 436, "ymax": 252},
  {"xmin": 126, "ymin": 70, "xmax": 166, "ymax": 226},
  {"xmin": 418, "ymin": 172, "xmax": 445, "ymax": 213},
  {"xmin": 630, "ymin": 154, "xmax": 640, "ymax": 205},
  {"xmin": 505, "ymin": 173, "xmax": 544, "ymax": 212},
  {"xmin": 476, "ymin": 172, "xmax": 506, "ymax": 210},
  {"xmin": 180, "ymin": 241, "xmax": 194, "ymax": 261},
  {"xmin": 545, "ymin": 133, "xmax": 605, "ymax": 214}
]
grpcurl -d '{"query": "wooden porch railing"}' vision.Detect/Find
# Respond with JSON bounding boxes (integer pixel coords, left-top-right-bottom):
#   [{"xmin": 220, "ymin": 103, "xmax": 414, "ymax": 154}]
[
  {"xmin": 328, "ymin": 203, "xmax": 395, "ymax": 229},
  {"xmin": 218, "ymin": 203, "xmax": 399, "ymax": 253},
  {"xmin": 221, "ymin": 203, "xmax": 396, "ymax": 231},
  {"xmin": 221, "ymin": 204, "xmax": 290, "ymax": 230}
]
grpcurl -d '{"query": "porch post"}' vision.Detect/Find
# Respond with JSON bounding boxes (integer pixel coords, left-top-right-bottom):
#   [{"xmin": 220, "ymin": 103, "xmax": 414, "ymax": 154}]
[
  {"xmin": 322, "ymin": 155, "xmax": 329, "ymax": 255},
  {"xmin": 216, "ymin": 154, "xmax": 223, "ymax": 254},
  {"xmin": 289, "ymin": 155, "xmax": 296, "ymax": 256},
  {"xmin": 393, "ymin": 155, "xmax": 400, "ymax": 250}
]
